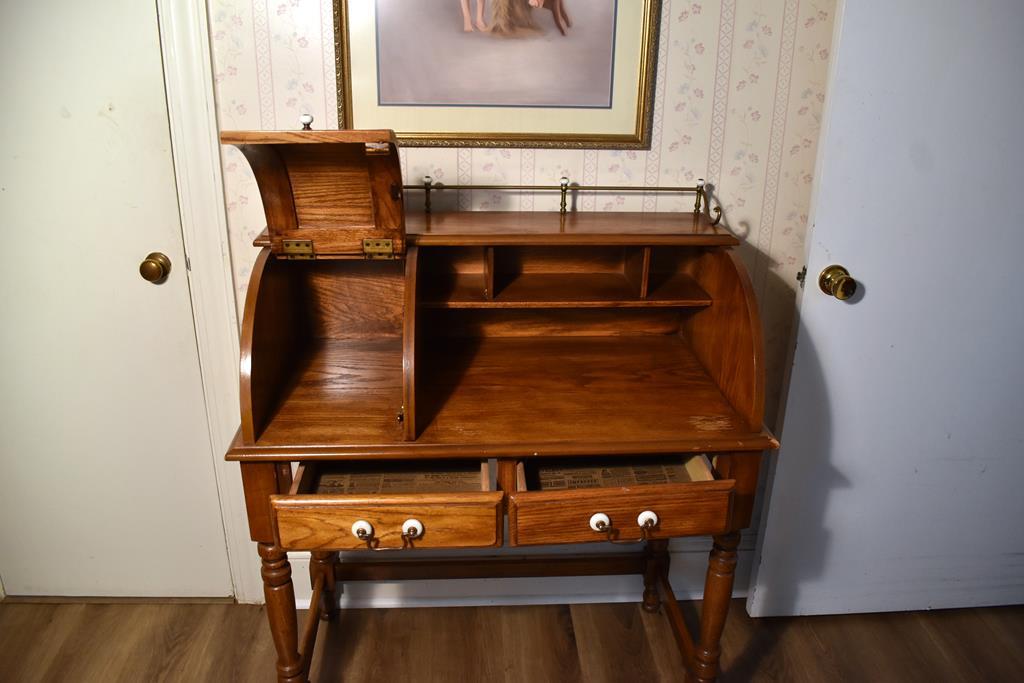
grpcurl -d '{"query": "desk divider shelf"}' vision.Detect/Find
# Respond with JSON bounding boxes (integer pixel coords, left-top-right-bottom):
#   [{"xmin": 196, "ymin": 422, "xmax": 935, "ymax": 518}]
[{"xmin": 419, "ymin": 244, "xmax": 713, "ymax": 309}]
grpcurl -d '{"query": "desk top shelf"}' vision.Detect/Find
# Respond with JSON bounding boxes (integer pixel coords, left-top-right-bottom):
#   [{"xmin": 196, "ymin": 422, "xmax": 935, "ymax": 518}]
[
  {"xmin": 252, "ymin": 210, "xmax": 737, "ymax": 250},
  {"xmin": 406, "ymin": 211, "xmax": 737, "ymax": 247}
]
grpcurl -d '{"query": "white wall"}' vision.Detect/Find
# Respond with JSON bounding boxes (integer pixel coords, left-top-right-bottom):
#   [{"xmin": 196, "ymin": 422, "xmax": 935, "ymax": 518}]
[{"xmin": 286, "ymin": 537, "xmax": 756, "ymax": 609}]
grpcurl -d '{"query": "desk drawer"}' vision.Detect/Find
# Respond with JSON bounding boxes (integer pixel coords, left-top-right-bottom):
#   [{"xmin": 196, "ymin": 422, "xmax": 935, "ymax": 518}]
[
  {"xmin": 271, "ymin": 460, "xmax": 502, "ymax": 551},
  {"xmin": 508, "ymin": 455, "xmax": 734, "ymax": 546}
]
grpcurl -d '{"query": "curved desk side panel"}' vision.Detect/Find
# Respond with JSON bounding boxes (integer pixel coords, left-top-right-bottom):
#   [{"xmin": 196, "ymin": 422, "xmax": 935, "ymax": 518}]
[
  {"xmin": 239, "ymin": 248, "xmax": 308, "ymax": 444},
  {"xmin": 682, "ymin": 248, "xmax": 768, "ymax": 528},
  {"xmin": 682, "ymin": 249, "xmax": 766, "ymax": 429}
]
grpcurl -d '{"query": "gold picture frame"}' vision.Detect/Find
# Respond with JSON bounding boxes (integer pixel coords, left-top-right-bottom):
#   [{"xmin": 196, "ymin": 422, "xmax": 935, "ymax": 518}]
[{"xmin": 333, "ymin": 0, "xmax": 661, "ymax": 149}]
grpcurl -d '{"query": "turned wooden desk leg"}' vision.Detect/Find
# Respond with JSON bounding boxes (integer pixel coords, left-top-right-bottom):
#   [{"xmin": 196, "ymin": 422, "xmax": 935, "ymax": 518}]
[
  {"xmin": 690, "ymin": 532, "xmax": 740, "ymax": 683},
  {"xmin": 642, "ymin": 539, "xmax": 669, "ymax": 612},
  {"xmin": 311, "ymin": 551, "xmax": 339, "ymax": 621},
  {"xmin": 259, "ymin": 543, "xmax": 304, "ymax": 683}
]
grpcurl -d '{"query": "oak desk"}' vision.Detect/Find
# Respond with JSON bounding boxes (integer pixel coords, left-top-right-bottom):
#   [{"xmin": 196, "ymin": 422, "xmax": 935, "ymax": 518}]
[{"xmin": 223, "ymin": 130, "xmax": 777, "ymax": 682}]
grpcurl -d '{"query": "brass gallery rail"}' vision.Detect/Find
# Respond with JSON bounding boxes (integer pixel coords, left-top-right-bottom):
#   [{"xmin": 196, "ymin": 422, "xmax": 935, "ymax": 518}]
[{"xmin": 404, "ymin": 177, "xmax": 724, "ymax": 223}]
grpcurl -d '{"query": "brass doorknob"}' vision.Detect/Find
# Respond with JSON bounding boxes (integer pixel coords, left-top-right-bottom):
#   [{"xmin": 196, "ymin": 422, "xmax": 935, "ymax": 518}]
[
  {"xmin": 818, "ymin": 265, "xmax": 857, "ymax": 300},
  {"xmin": 139, "ymin": 252, "xmax": 171, "ymax": 283}
]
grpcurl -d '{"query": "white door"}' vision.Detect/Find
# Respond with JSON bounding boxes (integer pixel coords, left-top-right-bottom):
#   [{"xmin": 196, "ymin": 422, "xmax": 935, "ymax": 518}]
[
  {"xmin": 748, "ymin": 0, "xmax": 1024, "ymax": 616},
  {"xmin": 0, "ymin": 1, "xmax": 232, "ymax": 595}
]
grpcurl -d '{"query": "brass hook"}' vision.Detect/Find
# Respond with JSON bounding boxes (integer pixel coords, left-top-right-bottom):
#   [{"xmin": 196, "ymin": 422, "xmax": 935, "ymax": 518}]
[
  {"xmin": 699, "ymin": 180, "xmax": 723, "ymax": 226},
  {"xmin": 355, "ymin": 526, "xmax": 379, "ymax": 550},
  {"xmin": 594, "ymin": 519, "xmax": 654, "ymax": 545},
  {"xmin": 593, "ymin": 518, "xmax": 617, "ymax": 542}
]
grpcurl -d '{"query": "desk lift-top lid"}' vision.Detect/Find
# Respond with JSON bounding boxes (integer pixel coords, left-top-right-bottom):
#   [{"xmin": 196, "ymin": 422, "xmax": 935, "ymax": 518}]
[{"xmin": 219, "ymin": 129, "xmax": 405, "ymax": 260}]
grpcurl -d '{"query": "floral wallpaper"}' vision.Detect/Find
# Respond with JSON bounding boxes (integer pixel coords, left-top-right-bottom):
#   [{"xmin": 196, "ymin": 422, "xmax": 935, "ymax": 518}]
[{"xmin": 209, "ymin": 0, "xmax": 836, "ymax": 427}]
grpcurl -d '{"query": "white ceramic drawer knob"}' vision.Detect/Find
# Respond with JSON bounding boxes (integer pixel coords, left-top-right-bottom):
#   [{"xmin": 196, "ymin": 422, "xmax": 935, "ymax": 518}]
[
  {"xmin": 351, "ymin": 520, "xmax": 373, "ymax": 539},
  {"xmin": 589, "ymin": 512, "xmax": 611, "ymax": 531},
  {"xmin": 299, "ymin": 113, "xmax": 314, "ymax": 130},
  {"xmin": 637, "ymin": 510, "xmax": 659, "ymax": 528},
  {"xmin": 402, "ymin": 518, "xmax": 424, "ymax": 539}
]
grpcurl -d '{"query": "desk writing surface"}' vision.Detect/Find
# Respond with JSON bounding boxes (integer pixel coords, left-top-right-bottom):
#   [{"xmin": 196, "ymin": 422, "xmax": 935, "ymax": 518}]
[{"xmin": 242, "ymin": 335, "xmax": 771, "ymax": 456}]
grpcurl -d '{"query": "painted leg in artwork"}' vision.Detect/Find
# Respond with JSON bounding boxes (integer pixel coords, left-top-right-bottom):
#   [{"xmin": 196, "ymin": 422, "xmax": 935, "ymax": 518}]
[
  {"xmin": 689, "ymin": 532, "xmax": 741, "ymax": 683},
  {"xmin": 559, "ymin": 0, "xmax": 571, "ymax": 29},
  {"xmin": 461, "ymin": 0, "xmax": 475, "ymax": 31},
  {"xmin": 475, "ymin": 0, "xmax": 490, "ymax": 31},
  {"xmin": 310, "ymin": 551, "xmax": 338, "ymax": 621},
  {"xmin": 259, "ymin": 543, "xmax": 304, "ymax": 683},
  {"xmin": 536, "ymin": 0, "xmax": 568, "ymax": 35}
]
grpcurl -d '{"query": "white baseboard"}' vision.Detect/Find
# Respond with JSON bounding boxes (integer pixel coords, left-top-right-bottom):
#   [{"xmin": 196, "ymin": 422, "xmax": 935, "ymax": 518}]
[{"xmin": 254, "ymin": 541, "xmax": 755, "ymax": 609}]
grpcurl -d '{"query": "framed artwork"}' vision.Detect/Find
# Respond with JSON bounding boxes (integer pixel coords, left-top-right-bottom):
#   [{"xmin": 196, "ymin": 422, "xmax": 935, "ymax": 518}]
[{"xmin": 334, "ymin": 0, "xmax": 661, "ymax": 148}]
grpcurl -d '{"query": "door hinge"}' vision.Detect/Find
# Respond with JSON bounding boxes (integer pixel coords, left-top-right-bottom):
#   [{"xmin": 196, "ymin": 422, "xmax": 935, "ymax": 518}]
[
  {"xmin": 362, "ymin": 238, "xmax": 395, "ymax": 260},
  {"xmin": 796, "ymin": 265, "xmax": 808, "ymax": 289},
  {"xmin": 281, "ymin": 239, "xmax": 314, "ymax": 260}
]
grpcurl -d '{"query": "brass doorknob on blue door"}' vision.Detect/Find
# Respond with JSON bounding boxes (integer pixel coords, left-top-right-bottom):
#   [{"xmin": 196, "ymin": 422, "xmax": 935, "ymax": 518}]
[
  {"xmin": 819, "ymin": 264, "xmax": 856, "ymax": 300},
  {"xmin": 139, "ymin": 252, "xmax": 171, "ymax": 283}
]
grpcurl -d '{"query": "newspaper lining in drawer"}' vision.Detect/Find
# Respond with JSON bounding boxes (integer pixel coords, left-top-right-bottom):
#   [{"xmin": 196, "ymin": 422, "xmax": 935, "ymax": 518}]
[
  {"xmin": 313, "ymin": 460, "xmax": 487, "ymax": 495},
  {"xmin": 530, "ymin": 456, "xmax": 713, "ymax": 491}
]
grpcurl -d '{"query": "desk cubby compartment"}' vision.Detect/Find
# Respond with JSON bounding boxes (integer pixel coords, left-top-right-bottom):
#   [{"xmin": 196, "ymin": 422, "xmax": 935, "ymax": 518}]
[
  {"xmin": 271, "ymin": 460, "xmax": 503, "ymax": 551},
  {"xmin": 418, "ymin": 245, "xmax": 713, "ymax": 309},
  {"xmin": 507, "ymin": 455, "xmax": 734, "ymax": 546},
  {"xmin": 239, "ymin": 254, "xmax": 410, "ymax": 447}
]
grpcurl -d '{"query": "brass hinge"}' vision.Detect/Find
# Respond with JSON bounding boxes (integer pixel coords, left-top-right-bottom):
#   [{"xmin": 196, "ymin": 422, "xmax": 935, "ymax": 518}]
[
  {"xmin": 281, "ymin": 239, "xmax": 314, "ymax": 260},
  {"xmin": 796, "ymin": 265, "xmax": 807, "ymax": 289},
  {"xmin": 362, "ymin": 238, "xmax": 395, "ymax": 260}
]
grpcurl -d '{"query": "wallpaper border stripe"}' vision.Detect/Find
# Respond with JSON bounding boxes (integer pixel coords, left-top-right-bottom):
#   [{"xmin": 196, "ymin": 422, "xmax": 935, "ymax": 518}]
[{"xmin": 755, "ymin": 0, "xmax": 801, "ymax": 290}]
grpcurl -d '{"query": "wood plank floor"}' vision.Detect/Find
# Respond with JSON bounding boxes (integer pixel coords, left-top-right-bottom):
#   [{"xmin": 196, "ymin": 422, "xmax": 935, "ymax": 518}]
[{"xmin": 1, "ymin": 599, "xmax": 1022, "ymax": 682}]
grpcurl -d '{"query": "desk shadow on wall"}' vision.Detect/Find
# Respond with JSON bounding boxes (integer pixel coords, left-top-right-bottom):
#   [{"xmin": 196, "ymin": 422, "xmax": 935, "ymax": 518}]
[{"xmin": 725, "ymin": 276, "xmax": 851, "ymax": 676}]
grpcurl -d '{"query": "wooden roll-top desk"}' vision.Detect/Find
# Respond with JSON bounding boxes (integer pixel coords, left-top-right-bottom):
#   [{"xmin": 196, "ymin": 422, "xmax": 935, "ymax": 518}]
[{"xmin": 221, "ymin": 129, "xmax": 778, "ymax": 683}]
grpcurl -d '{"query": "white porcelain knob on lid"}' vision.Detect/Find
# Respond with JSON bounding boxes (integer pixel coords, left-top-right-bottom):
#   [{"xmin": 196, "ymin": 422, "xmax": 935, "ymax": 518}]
[
  {"xmin": 589, "ymin": 513, "xmax": 611, "ymax": 531},
  {"xmin": 637, "ymin": 510, "xmax": 659, "ymax": 528},
  {"xmin": 351, "ymin": 520, "xmax": 373, "ymax": 539},
  {"xmin": 402, "ymin": 518, "xmax": 424, "ymax": 539},
  {"xmin": 299, "ymin": 114, "xmax": 314, "ymax": 130}
]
